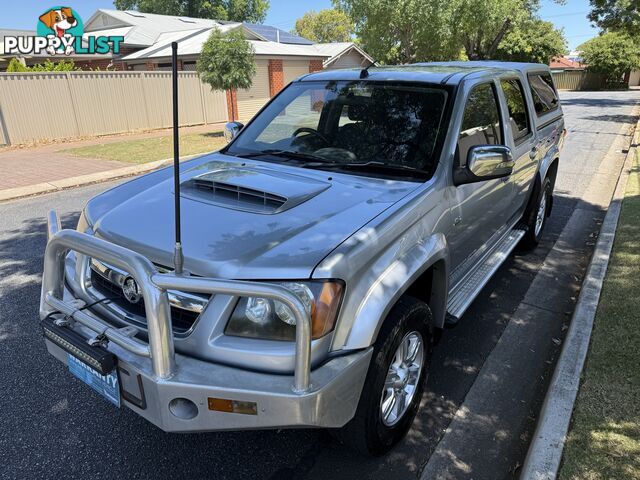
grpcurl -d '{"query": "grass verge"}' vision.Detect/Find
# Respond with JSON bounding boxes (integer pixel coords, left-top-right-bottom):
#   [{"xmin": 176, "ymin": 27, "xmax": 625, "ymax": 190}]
[
  {"xmin": 559, "ymin": 151, "xmax": 640, "ymax": 479},
  {"xmin": 61, "ymin": 131, "xmax": 226, "ymax": 164}
]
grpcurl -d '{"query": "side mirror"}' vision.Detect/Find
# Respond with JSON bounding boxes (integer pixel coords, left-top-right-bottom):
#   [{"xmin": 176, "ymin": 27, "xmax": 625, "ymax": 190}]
[
  {"xmin": 224, "ymin": 121, "xmax": 244, "ymax": 143},
  {"xmin": 454, "ymin": 145, "xmax": 515, "ymax": 185}
]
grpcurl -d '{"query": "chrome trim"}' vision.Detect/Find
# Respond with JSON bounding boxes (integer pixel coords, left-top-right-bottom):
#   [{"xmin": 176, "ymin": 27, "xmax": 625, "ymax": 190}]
[
  {"xmin": 47, "ymin": 210, "xmax": 61, "ymax": 240},
  {"xmin": 41, "ymin": 211, "xmax": 313, "ymax": 392},
  {"xmin": 89, "ymin": 258, "xmax": 209, "ymax": 314}
]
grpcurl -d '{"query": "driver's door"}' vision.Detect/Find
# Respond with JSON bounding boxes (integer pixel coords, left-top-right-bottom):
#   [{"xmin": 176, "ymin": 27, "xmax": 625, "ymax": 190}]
[{"xmin": 448, "ymin": 81, "xmax": 516, "ymax": 280}]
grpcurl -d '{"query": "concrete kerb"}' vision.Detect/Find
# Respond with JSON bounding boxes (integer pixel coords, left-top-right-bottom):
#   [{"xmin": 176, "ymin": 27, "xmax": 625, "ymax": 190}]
[
  {"xmin": 519, "ymin": 120, "xmax": 640, "ymax": 480},
  {"xmin": 0, "ymin": 153, "xmax": 204, "ymax": 203}
]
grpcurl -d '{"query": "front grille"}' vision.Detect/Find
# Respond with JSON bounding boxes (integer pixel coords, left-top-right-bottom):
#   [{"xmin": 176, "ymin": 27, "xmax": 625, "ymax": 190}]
[{"xmin": 90, "ymin": 270, "xmax": 199, "ymax": 334}]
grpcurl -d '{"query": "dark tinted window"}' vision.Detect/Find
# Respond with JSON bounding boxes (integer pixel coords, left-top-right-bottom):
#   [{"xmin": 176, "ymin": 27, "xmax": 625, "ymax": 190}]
[
  {"xmin": 501, "ymin": 79, "xmax": 530, "ymax": 142},
  {"xmin": 227, "ymin": 81, "xmax": 449, "ymax": 179},
  {"xmin": 458, "ymin": 83, "xmax": 502, "ymax": 165},
  {"xmin": 528, "ymin": 73, "xmax": 559, "ymax": 116}
]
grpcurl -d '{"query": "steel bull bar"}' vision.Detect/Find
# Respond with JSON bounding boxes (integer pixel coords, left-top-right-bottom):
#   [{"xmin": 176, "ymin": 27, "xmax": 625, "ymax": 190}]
[{"xmin": 41, "ymin": 210, "xmax": 313, "ymax": 393}]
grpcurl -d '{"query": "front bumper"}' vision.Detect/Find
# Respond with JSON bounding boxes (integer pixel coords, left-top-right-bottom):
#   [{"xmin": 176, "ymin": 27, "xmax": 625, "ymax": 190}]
[
  {"xmin": 40, "ymin": 211, "xmax": 371, "ymax": 431},
  {"xmin": 44, "ymin": 321, "xmax": 371, "ymax": 431}
]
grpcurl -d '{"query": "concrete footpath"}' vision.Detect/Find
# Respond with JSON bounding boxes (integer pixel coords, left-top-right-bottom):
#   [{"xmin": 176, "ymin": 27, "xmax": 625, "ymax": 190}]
[{"xmin": 0, "ymin": 123, "xmax": 223, "ymax": 202}]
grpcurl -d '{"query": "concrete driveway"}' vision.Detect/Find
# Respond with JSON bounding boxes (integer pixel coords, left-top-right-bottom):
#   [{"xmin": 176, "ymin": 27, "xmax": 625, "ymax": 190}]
[{"xmin": 0, "ymin": 90, "xmax": 637, "ymax": 480}]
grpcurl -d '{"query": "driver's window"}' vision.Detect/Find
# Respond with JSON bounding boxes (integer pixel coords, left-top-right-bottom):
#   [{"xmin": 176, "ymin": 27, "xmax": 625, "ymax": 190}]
[
  {"xmin": 458, "ymin": 83, "xmax": 503, "ymax": 166},
  {"xmin": 255, "ymin": 88, "xmax": 324, "ymax": 145}
]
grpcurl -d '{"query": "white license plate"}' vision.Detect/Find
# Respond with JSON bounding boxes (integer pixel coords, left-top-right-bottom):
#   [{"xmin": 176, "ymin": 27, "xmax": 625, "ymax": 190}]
[{"xmin": 68, "ymin": 354, "xmax": 121, "ymax": 407}]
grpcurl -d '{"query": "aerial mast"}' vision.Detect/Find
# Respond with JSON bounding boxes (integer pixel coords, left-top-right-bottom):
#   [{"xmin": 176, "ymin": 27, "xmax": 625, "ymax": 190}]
[{"xmin": 171, "ymin": 41, "xmax": 184, "ymax": 275}]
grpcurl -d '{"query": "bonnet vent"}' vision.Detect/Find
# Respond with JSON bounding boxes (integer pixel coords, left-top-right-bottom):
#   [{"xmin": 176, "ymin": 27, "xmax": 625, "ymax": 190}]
[
  {"xmin": 192, "ymin": 177, "xmax": 287, "ymax": 213},
  {"xmin": 181, "ymin": 166, "xmax": 331, "ymax": 214}
]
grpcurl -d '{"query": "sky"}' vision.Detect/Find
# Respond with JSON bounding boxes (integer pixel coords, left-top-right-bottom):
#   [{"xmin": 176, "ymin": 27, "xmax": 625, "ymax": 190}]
[{"xmin": 6, "ymin": 0, "xmax": 598, "ymax": 50}]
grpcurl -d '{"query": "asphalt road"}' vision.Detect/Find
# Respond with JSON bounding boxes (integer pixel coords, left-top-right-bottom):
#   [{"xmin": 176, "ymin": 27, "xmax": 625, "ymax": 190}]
[{"xmin": 1, "ymin": 90, "xmax": 638, "ymax": 480}]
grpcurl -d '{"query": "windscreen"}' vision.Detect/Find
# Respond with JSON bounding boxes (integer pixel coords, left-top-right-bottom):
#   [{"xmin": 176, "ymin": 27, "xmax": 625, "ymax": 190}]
[{"xmin": 226, "ymin": 80, "xmax": 449, "ymax": 180}]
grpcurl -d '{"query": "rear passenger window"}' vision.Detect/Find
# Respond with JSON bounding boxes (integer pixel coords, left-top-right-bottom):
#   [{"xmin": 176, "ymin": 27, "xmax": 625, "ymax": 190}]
[
  {"xmin": 458, "ymin": 83, "xmax": 502, "ymax": 165},
  {"xmin": 528, "ymin": 73, "xmax": 559, "ymax": 116},
  {"xmin": 501, "ymin": 79, "xmax": 530, "ymax": 143}
]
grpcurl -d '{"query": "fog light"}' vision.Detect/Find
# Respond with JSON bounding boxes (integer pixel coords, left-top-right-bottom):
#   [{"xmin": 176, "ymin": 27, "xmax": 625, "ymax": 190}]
[
  {"xmin": 169, "ymin": 397, "xmax": 198, "ymax": 420},
  {"xmin": 208, "ymin": 397, "xmax": 258, "ymax": 415}
]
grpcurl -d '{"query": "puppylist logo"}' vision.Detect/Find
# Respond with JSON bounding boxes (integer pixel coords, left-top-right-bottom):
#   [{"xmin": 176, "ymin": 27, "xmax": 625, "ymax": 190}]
[{"xmin": 3, "ymin": 6, "xmax": 123, "ymax": 56}]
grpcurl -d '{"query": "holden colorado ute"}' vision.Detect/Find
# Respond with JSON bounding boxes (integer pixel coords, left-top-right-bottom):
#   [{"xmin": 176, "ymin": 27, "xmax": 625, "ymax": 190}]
[{"xmin": 39, "ymin": 61, "xmax": 564, "ymax": 456}]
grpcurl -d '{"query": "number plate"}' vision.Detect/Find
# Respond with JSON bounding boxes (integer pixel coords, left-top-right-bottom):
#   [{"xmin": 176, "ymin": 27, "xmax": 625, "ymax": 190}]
[{"xmin": 68, "ymin": 354, "xmax": 121, "ymax": 407}]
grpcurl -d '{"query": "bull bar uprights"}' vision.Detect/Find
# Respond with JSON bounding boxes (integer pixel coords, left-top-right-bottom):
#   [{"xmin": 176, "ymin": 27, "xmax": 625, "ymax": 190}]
[{"xmin": 40, "ymin": 211, "xmax": 313, "ymax": 393}]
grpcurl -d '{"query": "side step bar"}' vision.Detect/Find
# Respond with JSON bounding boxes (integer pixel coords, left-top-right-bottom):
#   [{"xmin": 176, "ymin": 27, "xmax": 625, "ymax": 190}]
[{"xmin": 446, "ymin": 228, "xmax": 526, "ymax": 323}]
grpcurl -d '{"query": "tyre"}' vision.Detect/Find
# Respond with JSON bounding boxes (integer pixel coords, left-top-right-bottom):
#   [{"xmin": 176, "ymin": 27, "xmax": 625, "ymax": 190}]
[
  {"xmin": 521, "ymin": 176, "xmax": 552, "ymax": 249},
  {"xmin": 335, "ymin": 296, "xmax": 432, "ymax": 456}
]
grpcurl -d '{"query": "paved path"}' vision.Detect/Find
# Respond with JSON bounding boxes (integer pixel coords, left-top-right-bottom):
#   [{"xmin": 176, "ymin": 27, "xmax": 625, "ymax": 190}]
[
  {"xmin": 0, "ymin": 91, "xmax": 637, "ymax": 480},
  {"xmin": 0, "ymin": 123, "xmax": 223, "ymax": 191}
]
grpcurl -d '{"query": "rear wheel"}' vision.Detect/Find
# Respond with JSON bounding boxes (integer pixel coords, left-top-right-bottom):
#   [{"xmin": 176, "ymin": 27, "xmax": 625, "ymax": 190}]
[
  {"xmin": 521, "ymin": 176, "xmax": 552, "ymax": 249},
  {"xmin": 334, "ymin": 296, "xmax": 432, "ymax": 456}
]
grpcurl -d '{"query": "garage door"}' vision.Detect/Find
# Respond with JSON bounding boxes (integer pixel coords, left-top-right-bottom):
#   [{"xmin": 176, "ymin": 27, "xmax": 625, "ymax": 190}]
[
  {"xmin": 284, "ymin": 60, "xmax": 310, "ymax": 85},
  {"xmin": 236, "ymin": 59, "xmax": 270, "ymax": 121}
]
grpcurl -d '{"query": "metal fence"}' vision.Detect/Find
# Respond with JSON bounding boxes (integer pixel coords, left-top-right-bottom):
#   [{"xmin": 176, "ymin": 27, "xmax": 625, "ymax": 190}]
[
  {"xmin": 0, "ymin": 71, "xmax": 228, "ymax": 146},
  {"xmin": 551, "ymin": 70, "xmax": 608, "ymax": 91}
]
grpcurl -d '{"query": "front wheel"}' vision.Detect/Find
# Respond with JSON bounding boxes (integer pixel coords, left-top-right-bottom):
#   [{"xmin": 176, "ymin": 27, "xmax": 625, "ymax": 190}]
[
  {"xmin": 521, "ymin": 176, "xmax": 552, "ymax": 249},
  {"xmin": 334, "ymin": 296, "xmax": 432, "ymax": 456}
]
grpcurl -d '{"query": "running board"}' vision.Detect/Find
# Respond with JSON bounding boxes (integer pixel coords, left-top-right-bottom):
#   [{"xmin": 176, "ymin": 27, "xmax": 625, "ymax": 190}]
[{"xmin": 446, "ymin": 228, "xmax": 526, "ymax": 321}]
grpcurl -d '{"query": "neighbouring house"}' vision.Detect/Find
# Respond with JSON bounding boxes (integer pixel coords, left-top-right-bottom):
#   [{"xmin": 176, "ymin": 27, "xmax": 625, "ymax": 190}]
[
  {"xmin": 549, "ymin": 56, "xmax": 585, "ymax": 72},
  {"xmin": 87, "ymin": 10, "xmax": 373, "ymax": 119}
]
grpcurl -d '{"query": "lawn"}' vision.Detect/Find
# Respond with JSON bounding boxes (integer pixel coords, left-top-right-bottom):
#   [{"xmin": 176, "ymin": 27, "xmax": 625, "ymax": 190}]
[
  {"xmin": 62, "ymin": 131, "xmax": 226, "ymax": 164},
  {"xmin": 559, "ymin": 152, "xmax": 640, "ymax": 479}
]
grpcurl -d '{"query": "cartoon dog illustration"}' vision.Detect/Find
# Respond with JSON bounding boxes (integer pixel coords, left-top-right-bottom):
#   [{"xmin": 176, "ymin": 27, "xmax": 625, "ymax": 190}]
[{"xmin": 39, "ymin": 7, "xmax": 78, "ymax": 55}]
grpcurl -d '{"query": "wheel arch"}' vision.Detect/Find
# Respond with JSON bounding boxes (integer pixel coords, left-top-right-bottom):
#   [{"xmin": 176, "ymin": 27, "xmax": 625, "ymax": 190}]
[{"xmin": 337, "ymin": 234, "xmax": 449, "ymax": 350}]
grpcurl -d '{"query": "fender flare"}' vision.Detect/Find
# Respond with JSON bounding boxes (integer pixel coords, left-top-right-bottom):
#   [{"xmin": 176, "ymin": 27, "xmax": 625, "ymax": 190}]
[{"xmin": 340, "ymin": 233, "xmax": 449, "ymax": 350}]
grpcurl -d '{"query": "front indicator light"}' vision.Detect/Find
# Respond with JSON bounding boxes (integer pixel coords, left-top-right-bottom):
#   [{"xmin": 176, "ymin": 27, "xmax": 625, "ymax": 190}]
[{"xmin": 208, "ymin": 397, "xmax": 258, "ymax": 415}]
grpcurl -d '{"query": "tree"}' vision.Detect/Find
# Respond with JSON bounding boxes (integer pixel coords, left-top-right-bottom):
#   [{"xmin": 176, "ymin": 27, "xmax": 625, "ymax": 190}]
[
  {"xmin": 293, "ymin": 9, "xmax": 353, "ymax": 43},
  {"xmin": 588, "ymin": 0, "xmax": 640, "ymax": 35},
  {"xmin": 196, "ymin": 28, "xmax": 255, "ymax": 121},
  {"xmin": 114, "ymin": 0, "xmax": 269, "ymax": 23},
  {"xmin": 495, "ymin": 18, "xmax": 567, "ymax": 63},
  {"xmin": 6, "ymin": 58, "xmax": 28, "ymax": 72},
  {"xmin": 334, "ymin": 0, "xmax": 462, "ymax": 63},
  {"xmin": 334, "ymin": 0, "xmax": 563, "ymax": 63},
  {"xmin": 579, "ymin": 32, "xmax": 640, "ymax": 85}
]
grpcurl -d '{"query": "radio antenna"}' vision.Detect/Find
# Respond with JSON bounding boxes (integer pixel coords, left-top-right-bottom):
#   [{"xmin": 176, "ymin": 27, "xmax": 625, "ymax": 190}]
[{"xmin": 171, "ymin": 41, "xmax": 184, "ymax": 275}]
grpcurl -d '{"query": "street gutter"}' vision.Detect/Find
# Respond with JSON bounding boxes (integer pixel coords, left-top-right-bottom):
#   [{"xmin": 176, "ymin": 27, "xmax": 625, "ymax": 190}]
[{"xmin": 519, "ymin": 123, "xmax": 640, "ymax": 480}]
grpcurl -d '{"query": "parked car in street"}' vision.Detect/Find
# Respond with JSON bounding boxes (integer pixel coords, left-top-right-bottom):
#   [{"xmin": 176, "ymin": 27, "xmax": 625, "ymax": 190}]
[{"xmin": 39, "ymin": 61, "xmax": 564, "ymax": 456}]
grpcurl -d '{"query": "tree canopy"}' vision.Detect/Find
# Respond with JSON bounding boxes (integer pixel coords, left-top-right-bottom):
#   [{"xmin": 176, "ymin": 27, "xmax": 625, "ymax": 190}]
[
  {"xmin": 293, "ymin": 9, "xmax": 353, "ymax": 43},
  {"xmin": 196, "ymin": 28, "xmax": 255, "ymax": 119},
  {"xmin": 494, "ymin": 18, "xmax": 567, "ymax": 64},
  {"xmin": 588, "ymin": 0, "xmax": 640, "ymax": 35},
  {"xmin": 333, "ymin": 0, "xmax": 566, "ymax": 63},
  {"xmin": 579, "ymin": 32, "xmax": 640, "ymax": 84},
  {"xmin": 114, "ymin": 0, "xmax": 269, "ymax": 23}
]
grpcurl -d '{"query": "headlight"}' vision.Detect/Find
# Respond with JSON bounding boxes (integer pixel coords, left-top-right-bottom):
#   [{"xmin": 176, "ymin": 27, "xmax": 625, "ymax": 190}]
[{"xmin": 225, "ymin": 281, "xmax": 344, "ymax": 341}]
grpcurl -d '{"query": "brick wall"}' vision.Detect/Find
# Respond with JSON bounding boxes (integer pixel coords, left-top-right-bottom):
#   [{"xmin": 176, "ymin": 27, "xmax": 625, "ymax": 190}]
[
  {"xmin": 309, "ymin": 59, "xmax": 324, "ymax": 73},
  {"xmin": 268, "ymin": 59, "xmax": 284, "ymax": 96}
]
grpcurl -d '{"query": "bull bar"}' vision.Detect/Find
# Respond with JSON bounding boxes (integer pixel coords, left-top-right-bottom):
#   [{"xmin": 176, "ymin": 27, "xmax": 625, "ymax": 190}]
[{"xmin": 40, "ymin": 210, "xmax": 313, "ymax": 393}]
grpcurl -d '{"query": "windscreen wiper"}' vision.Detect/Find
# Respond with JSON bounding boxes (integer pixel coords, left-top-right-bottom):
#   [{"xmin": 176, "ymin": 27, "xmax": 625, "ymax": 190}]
[
  {"xmin": 302, "ymin": 161, "xmax": 431, "ymax": 179},
  {"xmin": 235, "ymin": 149, "xmax": 333, "ymax": 163}
]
